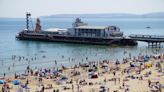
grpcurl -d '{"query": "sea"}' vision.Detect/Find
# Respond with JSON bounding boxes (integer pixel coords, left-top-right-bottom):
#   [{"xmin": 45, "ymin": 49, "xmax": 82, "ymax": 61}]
[{"xmin": 0, "ymin": 17, "xmax": 164, "ymax": 76}]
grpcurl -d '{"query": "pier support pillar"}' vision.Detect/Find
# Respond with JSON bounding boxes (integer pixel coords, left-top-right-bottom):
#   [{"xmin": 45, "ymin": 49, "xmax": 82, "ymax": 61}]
[{"xmin": 147, "ymin": 42, "xmax": 162, "ymax": 48}]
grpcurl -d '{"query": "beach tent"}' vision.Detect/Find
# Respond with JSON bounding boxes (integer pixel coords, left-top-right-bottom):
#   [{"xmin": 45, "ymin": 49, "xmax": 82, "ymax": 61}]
[
  {"xmin": 0, "ymin": 80, "xmax": 4, "ymax": 84},
  {"xmin": 13, "ymin": 80, "xmax": 20, "ymax": 85},
  {"xmin": 88, "ymin": 72, "xmax": 98, "ymax": 79},
  {"xmin": 130, "ymin": 64, "xmax": 135, "ymax": 67},
  {"xmin": 144, "ymin": 56, "xmax": 150, "ymax": 62},
  {"xmin": 92, "ymin": 73, "xmax": 98, "ymax": 79},
  {"xmin": 50, "ymin": 68, "xmax": 54, "ymax": 76},
  {"xmin": 153, "ymin": 54, "xmax": 160, "ymax": 59},
  {"xmin": 53, "ymin": 69, "xmax": 58, "ymax": 76}
]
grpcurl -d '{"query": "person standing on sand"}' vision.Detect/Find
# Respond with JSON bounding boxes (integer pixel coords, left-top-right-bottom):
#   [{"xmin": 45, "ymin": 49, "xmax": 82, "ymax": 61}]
[
  {"xmin": 72, "ymin": 84, "xmax": 74, "ymax": 92},
  {"xmin": 125, "ymin": 88, "xmax": 129, "ymax": 92},
  {"xmin": 1, "ymin": 86, "xmax": 5, "ymax": 92},
  {"xmin": 114, "ymin": 78, "xmax": 116, "ymax": 85},
  {"xmin": 27, "ymin": 65, "xmax": 30, "ymax": 74},
  {"xmin": 113, "ymin": 71, "xmax": 116, "ymax": 76},
  {"xmin": 122, "ymin": 81, "xmax": 125, "ymax": 88},
  {"xmin": 148, "ymin": 79, "xmax": 151, "ymax": 87},
  {"xmin": 41, "ymin": 84, "xmax": 45, "ymax": 92},
  {"xmin": 3, "ymin": 73, "xmax": 5, "ymax": 79},
  {"xmin": 118, "ymin": 77, "xmax": 120, "ymax": 84},
  {"xmin": 107, "ymin": 88, "xmax": 109, "ymax": 92},
  {"xmin": 77, "ymin": 84, "xmax": 80, "ymax": 92},
  {"xmin": 104, "ymin": 78, "xmax": 107, "ymax": 85},
  {"xmin": 26, "ymin": 79, "xmax": 29, "ymax": 86}
]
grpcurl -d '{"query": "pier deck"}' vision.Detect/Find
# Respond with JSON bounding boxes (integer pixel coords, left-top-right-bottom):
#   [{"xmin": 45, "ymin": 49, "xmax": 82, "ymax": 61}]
[{"xmin": 129, "ymin": 34, "xmax": 164, "ymax": 47}]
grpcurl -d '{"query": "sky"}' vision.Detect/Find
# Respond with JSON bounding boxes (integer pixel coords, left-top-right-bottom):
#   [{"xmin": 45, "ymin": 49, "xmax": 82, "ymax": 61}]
[{"xmin": 0, "ymin": 0, "xmax": 164, "ymax": 18}]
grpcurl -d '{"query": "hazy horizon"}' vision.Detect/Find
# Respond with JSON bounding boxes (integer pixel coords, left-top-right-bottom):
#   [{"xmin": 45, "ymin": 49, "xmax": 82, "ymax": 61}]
[
  {"xmin": 0, "ymin": 12, "xmax": 164, "ymax": 19},
  {"xmin": 0, "ymin": 0, "xmax": 164, "ymax": 18}
]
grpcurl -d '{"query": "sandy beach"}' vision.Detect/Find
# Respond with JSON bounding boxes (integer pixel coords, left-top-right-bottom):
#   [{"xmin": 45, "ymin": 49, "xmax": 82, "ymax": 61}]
[
  {"xmin": 1, "ymin": 0, "xmax": 164, "ymax": 92},
  {"xmin": 0, "ymin": 53, "xmax": 164, "ymax": 92}
]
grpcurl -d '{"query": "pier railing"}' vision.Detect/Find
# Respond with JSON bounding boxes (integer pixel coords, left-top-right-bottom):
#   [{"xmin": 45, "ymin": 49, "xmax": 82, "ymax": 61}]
[
  {"xmin": 129, "ymin": 34, "xmax": 164, "ymax": 39},
  {"xmin": 129, "ymin": 34, "xmax": 164, "ymax": 48}
]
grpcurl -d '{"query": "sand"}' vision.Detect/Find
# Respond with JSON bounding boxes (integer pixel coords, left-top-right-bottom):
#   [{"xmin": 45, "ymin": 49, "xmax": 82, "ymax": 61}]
[{"xmin": 0, "ymin": 54, "xmax": 164, "ymax": 92}]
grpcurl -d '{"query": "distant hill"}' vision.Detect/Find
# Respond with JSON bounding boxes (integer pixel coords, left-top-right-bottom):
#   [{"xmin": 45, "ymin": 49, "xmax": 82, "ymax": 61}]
[
  {"xmin": 142, "ymin": 12, "xmax": 164, "ymax": 18},
  {"xmin": 41, "ymin": 12, "xmax": 164, "ymax": 18}
]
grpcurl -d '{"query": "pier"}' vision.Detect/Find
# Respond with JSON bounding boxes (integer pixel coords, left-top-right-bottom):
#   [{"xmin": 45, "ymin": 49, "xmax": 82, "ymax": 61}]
[{"xmin": 129, "ymin": 34, "xmax": 164, "ymax": 48}]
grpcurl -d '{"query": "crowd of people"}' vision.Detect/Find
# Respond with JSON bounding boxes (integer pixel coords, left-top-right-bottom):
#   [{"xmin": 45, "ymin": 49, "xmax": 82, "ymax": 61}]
[{"xmin": 0, "ymin": 53, "xmax": 164, "ymax": 92}]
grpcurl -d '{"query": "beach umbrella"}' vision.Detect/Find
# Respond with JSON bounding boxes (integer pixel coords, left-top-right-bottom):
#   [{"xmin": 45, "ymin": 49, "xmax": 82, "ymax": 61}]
[
  {"xmin": 13, "ymin": 80, "xmax": 20, "ymax": 85},
  {"xmin": 0, "ymin": 80, "xmax": 4, "ymax": 84},
  {"xmin": 145, "ymin": 63, "xmax": 152, "ymax": 68},
  {"xmin": 54, "ymin": 69, "xmax": 58, "ymax": 75},
  {"xmin": 130, "ymin": 64, "xmax": 135, "ymax": 67},
  {"xmin": 144, "ymin": 56, "xmax": 150, "ymax": 62}
]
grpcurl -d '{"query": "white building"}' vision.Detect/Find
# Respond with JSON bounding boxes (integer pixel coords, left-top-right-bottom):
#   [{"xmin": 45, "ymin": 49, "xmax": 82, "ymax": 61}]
[{"xmin": 68, "ymin": 18, "xmax": 123, "ymax": 37}]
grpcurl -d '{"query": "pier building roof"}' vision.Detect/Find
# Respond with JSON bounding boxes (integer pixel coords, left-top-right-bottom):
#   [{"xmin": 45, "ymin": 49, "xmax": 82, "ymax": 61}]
[{"xmin": 74, "ymin": 26, "xmax": 108, "ymax": 30}]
